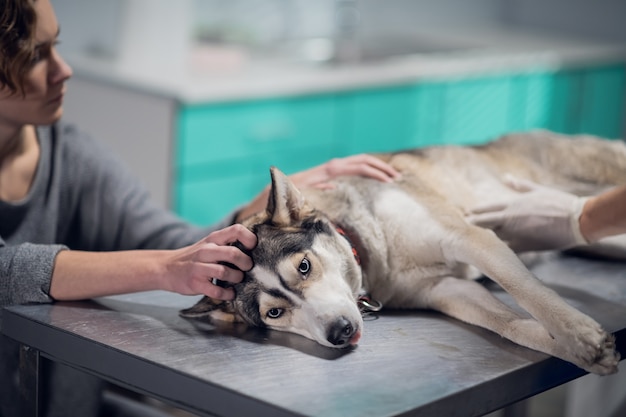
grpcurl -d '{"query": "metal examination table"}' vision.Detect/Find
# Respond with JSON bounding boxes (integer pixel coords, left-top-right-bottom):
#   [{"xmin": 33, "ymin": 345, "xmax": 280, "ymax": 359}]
[{"xmin": 2, "ymin": 254, "xmax": 625, "ymax": 417}]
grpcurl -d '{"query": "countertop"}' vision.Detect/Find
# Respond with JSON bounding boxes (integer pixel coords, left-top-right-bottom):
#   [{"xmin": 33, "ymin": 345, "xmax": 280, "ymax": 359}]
[{"xmin": 65, "ymin": 26, "xmax": 626, "ymax": 104}]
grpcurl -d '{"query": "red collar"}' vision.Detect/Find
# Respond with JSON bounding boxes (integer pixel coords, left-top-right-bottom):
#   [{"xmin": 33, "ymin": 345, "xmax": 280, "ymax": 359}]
[
  {"xmin": 335, "ymin": 224, "xmax": 383, "ymax": 314},
  {"xmin": 335, "ymin": 226, "xmax": 361, "ymax": 265}
]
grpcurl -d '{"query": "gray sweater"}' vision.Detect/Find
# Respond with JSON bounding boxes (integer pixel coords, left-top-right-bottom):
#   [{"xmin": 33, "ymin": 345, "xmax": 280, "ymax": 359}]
[{"xmin": 0, "ymin": 123, "xmax": 236, "ymax": 416}]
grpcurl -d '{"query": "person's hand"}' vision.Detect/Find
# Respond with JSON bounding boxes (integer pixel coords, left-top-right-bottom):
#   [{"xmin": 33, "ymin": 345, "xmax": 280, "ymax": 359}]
[
  {"xmin": 289, "ymin": 154, "xmax": 401, "ymax": 190},
  {"xmin": 162, "ymin": 224, "xmax": 256, "ymax": 300},
  {"xmin": 236, "ymin": 155, "xmax": 400, "ymax": 221},
  {"xmin": 466, "ymin": 176, "xmax": 589, "ymax": 252}
]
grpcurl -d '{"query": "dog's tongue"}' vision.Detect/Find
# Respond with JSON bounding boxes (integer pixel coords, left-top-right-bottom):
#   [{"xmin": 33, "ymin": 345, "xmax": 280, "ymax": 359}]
[{"xmin": 350, "ymin": 330, "xmax": 362, "ymax": 345}]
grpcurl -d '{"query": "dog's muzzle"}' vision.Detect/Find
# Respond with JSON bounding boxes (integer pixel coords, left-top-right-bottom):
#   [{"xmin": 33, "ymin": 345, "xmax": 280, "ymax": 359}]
[{"xmin": 326, "ymin": 316, "xmax": 361, "ymax": 346}]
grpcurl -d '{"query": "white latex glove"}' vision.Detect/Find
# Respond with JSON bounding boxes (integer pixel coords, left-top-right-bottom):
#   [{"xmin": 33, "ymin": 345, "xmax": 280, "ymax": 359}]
[{"xmin": 467, "ymin": 176, "xmax": 589, "ymax": 252}]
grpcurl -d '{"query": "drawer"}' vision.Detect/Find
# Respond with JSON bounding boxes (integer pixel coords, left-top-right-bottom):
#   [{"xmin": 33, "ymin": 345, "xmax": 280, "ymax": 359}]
[{"xmin": 176, "ymin": 94, "xmax": 337, "ymax": 168}]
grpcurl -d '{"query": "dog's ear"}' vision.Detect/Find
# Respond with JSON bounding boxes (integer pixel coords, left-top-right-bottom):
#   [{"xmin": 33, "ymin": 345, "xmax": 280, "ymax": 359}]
[
  {"xmin": 179, "ymin": 296, "xmax": 242, "ymax": 323},
  {"xmin": 267, "ymin": 166, "xmax": 312, "ymax": 226}
]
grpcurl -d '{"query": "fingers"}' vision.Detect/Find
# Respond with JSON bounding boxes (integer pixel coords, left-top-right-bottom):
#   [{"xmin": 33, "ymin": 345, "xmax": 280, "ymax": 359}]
[
  {"xmin": 180, "ymin": 242, "xmax": 249, "ymax": 301},
  {"xmin": 192, "ymin": 277, "xmax": 237, "ymax": 301},
  {"xmin": 351, "ymin": 154, "xmax": 401, "ymax": 181},
  {"xmin": 466, "ymin": 211, "xmax": 505, "ymax": 229},
  {"xmin": 468, "ymin": 175, "xmax": 543, "ymax": 217},
  {"xmin": 326, "ymin": 154, "xmax": 401, "ymax": 182},
  {"xmin": 198, "ymin": 256, "xmax": 247, "ymax": 282},
  {"xmin": 204, "ymin": 223, "xmax": 257, "ymax": 252},
  {"xmin": 356, "ymin": 162, "xmax": 399, "ymax": 183},
  {"xmin": 502, "ymin": 174, "xmax": 540, "ymax": 193},
  {"xmin": 196, "ymin": 242, "xmax": 254, "ymax": 274},
  {"xmin": 180, "ymin": 225, "xmax": 257, "ymax": 301},
  {"xmin": 289, "ymin": 154, "xmax": 401, "ymax": 190},
  {"xmin": 189, "ymin": 263, "xmax": 244, "ymax": 300},
  {"xmin": 468, "ymin": 202, "xmax": 508, "ymax": 215}
]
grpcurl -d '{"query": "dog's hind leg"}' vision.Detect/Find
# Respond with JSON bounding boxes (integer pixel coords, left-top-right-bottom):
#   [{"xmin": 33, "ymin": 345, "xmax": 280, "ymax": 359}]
[
  {"xmin": 495, "ymin": 132, "xmax": 626, "ymax": 192},
  {"xmin": 442, "ymin": 225, "xmax": 619, "ymax": 375}
]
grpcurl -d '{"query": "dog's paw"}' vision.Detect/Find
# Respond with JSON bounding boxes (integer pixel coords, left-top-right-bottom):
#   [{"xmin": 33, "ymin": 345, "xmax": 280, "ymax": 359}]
[
  {"xmin": 581, "ymin": 333, "xmax": 620, "ymax": 375},
  {"xmin": 583, "ymin": 333, "xmax": 620, "ymax": 375},
  {"xmin": 560, "ymin": 318, "xmax": 620, "ymax": 375}
]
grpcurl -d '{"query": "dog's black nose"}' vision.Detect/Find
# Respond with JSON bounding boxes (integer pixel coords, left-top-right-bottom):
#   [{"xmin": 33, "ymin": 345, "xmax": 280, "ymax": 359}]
[{"xmin": 327, "ymin": 316, "xmax": 356, "ymax": 346}]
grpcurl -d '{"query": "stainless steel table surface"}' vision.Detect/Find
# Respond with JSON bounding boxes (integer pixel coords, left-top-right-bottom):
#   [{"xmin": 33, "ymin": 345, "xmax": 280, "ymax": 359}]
[{"xmin": 2, "ymin": 254, "xmax": 626, "ymax": 417}]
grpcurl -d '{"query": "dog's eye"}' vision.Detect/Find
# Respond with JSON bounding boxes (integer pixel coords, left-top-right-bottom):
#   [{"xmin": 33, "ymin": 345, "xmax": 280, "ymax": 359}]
[
  {"xmin": 298, "ymin": 258, "xmax": 311, "ymax": 275},
  {"xmin": 267, "ymin": 308, "xmax": 284, "ymax": 319}
]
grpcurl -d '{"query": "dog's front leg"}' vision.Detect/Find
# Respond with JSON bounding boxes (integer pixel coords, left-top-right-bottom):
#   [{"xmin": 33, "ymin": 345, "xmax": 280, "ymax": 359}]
[
  {"xmin": 425, "ymin": 276, "xmax": 571, "ymax": 360},
  {"xmin": 443, "ymin": 226, "xmax": 619, "ymax": 375}
]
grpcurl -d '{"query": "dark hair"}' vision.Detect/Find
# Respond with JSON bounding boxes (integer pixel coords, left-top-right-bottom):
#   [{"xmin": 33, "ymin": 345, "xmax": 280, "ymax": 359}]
[{"xmin": 0, "ymin": 0, "xmax": 37, "ymax": 95}]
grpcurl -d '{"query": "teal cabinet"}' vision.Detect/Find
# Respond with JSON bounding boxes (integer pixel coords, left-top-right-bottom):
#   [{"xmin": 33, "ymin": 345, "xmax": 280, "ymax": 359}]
[
  {"xmin": 174, "ymin": 62, "xmax": 626, "ymax": 225},
  {"xmin": 336, "ymin": 85, "xmax": 417, "ymax": 154},
  {"xmin": 177, "ymin": 94, "xmax": 338, "ymax": 167},
  {"xmin": 577, "ymin": 64, "xmax": 626, "ymax": 138},
  {"xmin": 175, "ymin": 94, "xmax": 339, "ymax": 225},
  {"xmin": 417, "ymin": 75, "xmax": 516, "ymax": 146},
  {"xmin": 408, "ymin": 63, "xmax": 626, "ymax": 147}
]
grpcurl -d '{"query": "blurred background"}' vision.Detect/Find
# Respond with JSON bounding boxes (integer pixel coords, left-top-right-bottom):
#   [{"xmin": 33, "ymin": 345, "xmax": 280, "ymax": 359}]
[
  {"xmin": 52, "ymin": 0, "xmax": 626, "ymax": 220},
  {"xmin": 53, "ymin": 0, "xmax": 626, "ymax": 63}
]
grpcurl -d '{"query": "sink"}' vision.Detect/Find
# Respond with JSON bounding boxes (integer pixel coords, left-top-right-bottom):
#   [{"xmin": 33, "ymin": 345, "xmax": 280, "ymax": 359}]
[{"xmin": 333, "ymin": 37, "xmax": 477, "ymax": 63}]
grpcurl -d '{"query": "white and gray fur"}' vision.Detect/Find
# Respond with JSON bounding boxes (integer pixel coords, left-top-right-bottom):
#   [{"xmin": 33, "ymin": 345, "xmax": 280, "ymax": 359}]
[{"xmin": 182, "ymin": 130, "xmax": 625, "ymax": 375}]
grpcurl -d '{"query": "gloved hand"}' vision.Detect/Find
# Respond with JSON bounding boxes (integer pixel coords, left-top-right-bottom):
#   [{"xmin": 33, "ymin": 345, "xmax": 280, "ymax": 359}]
[{"xmin": 466, "ymin": 176, "xmax": 589, "ymax": 252}]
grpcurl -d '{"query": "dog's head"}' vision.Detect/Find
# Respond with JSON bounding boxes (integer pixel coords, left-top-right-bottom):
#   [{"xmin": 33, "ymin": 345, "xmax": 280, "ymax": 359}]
[{"xmin": 181, "ymin": 167, "xmax": 364, "ymax": 348}]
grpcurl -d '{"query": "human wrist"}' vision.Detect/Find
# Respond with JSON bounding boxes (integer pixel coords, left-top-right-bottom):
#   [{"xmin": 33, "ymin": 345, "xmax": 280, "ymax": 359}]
[
  {"xmin": 153, "ymin": 249, "xmax": 180, "ymax": 293},
  {"xmin": 570, "ymin": 196, "xmax": 590, "ymax": 245}
]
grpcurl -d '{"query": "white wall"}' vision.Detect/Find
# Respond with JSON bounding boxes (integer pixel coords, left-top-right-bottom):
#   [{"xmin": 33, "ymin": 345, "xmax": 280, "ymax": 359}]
[
  {"xmin": 53, "ymin": 0, "xmax": 626, "ymax": 58},
  {"xmin": 52, "ymin": 0, "xmax": 123, "ymax": 58},
  {"xmin": 501, "ymin": 0, "xmax": 626, "ymax": 43},
  {"xmin": 62, "ymin": 78, "xmax": 176, "ymax": 209}
]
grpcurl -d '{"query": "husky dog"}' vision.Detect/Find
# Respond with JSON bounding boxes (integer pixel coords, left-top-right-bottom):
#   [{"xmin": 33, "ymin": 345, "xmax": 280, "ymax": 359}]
[{"xmin": 182, "ymin": 130, "xmax": 625, "ymax": 375}]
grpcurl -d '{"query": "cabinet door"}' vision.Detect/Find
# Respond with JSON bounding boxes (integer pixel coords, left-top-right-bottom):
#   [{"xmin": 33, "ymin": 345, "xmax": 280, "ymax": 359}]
[
  {"xmin": 176, "ymin": 147, "xmax": 337, "ymax": 225},
  {"xmin": 174, "ymin": 94, "xmax": 339, "ymax": 225},
  {"xmin": 578, "ymin": 63, "xmax": 626, "ymax": 138},
  {"xmin": 511, "ymin": 71, "xmax": 554, "ymax": 132},
  {"xmin": 436, "ymin": 75, "xmax": 515, "ymax": 145},
  {"xmin": 412, "ymin": 82, "xmax": 444, "ymax": 146},
  {"xmin": 177, "ymin": 169, "xmax": 259, "ymax": 226},
  {"xmin": 413, "ymin": 65, "xmax": 625, "ymax": 146},
  {"xmin": 338, "ymin": 85, "xmax": 416, "ymax": 155},
  {"xmin": 518, "ymin": 64, "xmax": 625, "ymax": 138},
  {"xmin": 176, "ymin": 95, "xmax": 337, "ymax": 168}
]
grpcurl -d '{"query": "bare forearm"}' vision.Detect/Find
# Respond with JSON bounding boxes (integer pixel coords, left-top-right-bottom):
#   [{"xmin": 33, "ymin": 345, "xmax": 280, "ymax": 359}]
[
  {"xmin": 49, "ymin": 250, "xmax": 167, "ymax": 301},
  {"xmin": 580, "ymin": 186, "xmax": 626, "ymax": 243},
  {"xmin": 49, "ymin": 224, "xmax": 257, "ymax": 302}
]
